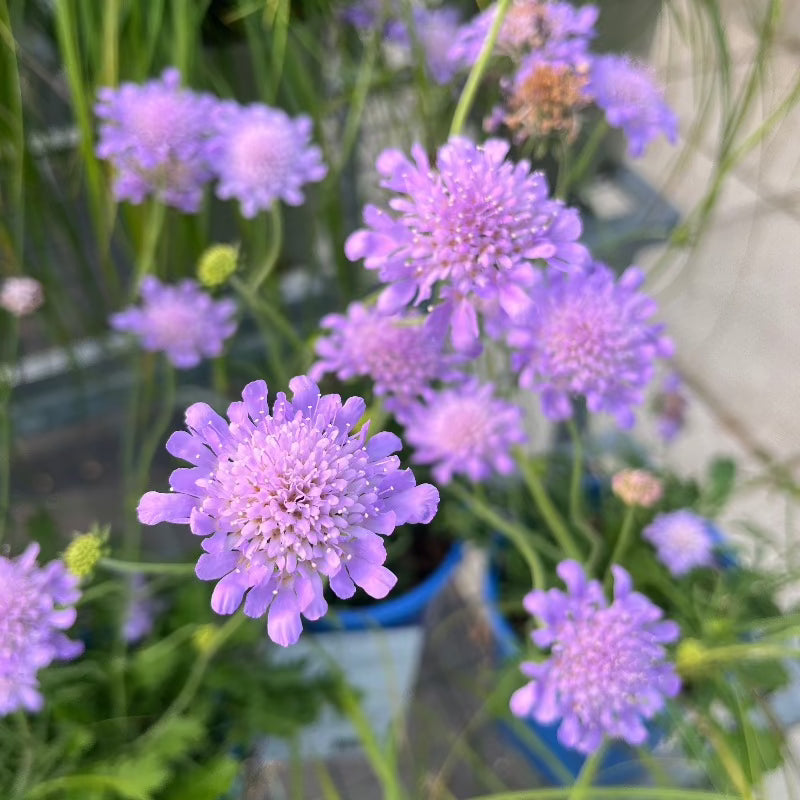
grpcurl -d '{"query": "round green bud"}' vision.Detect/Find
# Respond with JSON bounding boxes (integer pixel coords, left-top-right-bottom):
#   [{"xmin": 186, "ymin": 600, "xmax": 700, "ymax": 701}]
[
  {"xmin": 675, "ymin": 638, "xmax": 709, "ymax": 677},
  {"xmin": 197, "ymin": 244, "xmax": 238, "ymax": 288},
  {"xmin": 64, "ymin": 526, "xmax": 108, "ymax": 579},
  {"xmin": 193, "ymin": 623, "xmax": 220, "ymax": 654}
]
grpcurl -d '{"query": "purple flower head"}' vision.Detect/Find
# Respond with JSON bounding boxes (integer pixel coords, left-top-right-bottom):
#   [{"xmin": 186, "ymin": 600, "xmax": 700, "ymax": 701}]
[
  {"xmin": 0, "ymin": 544, "xmax": 83, "ymax": 716},
  {"xmin": 643, "ymin": 510, "xmax": 715, "ymax": 577},
  {"xmin": 508, "ymin": 263, "xmax": 673, "ymax": 428},
  {"xmin": 449, "ymin": 1, "xmax": 597, "ymax": 70},
  {"xmin": 206, "ymin": 102, "xmax": 327, "ymax": 218},
  {"xmin": 110, "ymin": 276, "xmax": 237, "ymax": 369},
  {"xmin": 386, "ymin": 7, "xmax": 465, "ymax": 85},
  {"xmin": 0, "ymin": 276, "xmax": 44, "ymax": 317},
  {"xmin": 122, "ymin": 575, "xmax": 159, "ymax": 644},
  {"xmin": 401, "ymin": 381, "xmax": 526, "ymax": 484},
  {"xmin": 137, "ymin": 376, "xmax": 439, "ymax": 647},
  {"xmin": 654, "ymin": 372, "xmax": 688, "ymax": 443},
  {"xmin": 95, "ymin": 68, "xmax": 216, "ymax": 211},
  {"xmin": 588, "ymin": 55, "xmax": 678, "ymax": 158},
  {"xmin": 510, "ymin": 560, "xmax": 681, "ymax": 754},
  {"xmin": 346, "ymin": 137, "xmax": 587, "ymax": 353},
  {"xmin": 310, "ymin": 302, "xmax": 461, "ymax": 413}
]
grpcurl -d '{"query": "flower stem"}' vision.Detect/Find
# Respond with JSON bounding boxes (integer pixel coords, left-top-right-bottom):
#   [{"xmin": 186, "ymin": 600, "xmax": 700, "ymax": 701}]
[
  {"xmin": 132, "ymin": 199, "xmax": 166, "ymax": 298},
  {"xmin": 248, "ymin": 202, "xmax": 283, "ymax": 293},
  {"xmin": 449, "ymin": 0, "xmax": 512, "ymax": 137},
  {"xmin": 562, "ymin": 119, "xmax": 609, "ymax": 196},
  {"xmin": 0, "ymin": 316, "xmax": 18, "ymax": 547},
  {"xmin": 11, "ymin": 712, "xmax": 34, "ymax": 800},
  {"xmin": 517, "ymin": 452, "xmax": 583, "ymax": 562},
  {"xmin": 606, "ymin": 505, "xmax": 636, "ymax": 589},
  {"xmin": 567, "ymin": 742, "xmax": 606, "ymax": 800},
  {"xmin": 565, "ymin": 419, "xmax": 604, "ymax": 571},
  {"xmin": 449, "ymin": 482, "xmax": 546, "ymax": 591},
  {"xmin": 99, "ymin": 557, "xmax": 196, "ymax": 576}
]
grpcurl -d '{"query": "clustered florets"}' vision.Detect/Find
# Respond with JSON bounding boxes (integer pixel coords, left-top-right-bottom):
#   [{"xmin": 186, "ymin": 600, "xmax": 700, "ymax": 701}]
[
  {"xmin": 510, "ymin": 561, "xmax": 681, "ymax": 754},
  {"xmin": 138, "ymin": 377, "xmax": 439, "ymax": 646},
  {"xmin": 0, "ymin": 545, "xmax": 83, "ymax": 716}
]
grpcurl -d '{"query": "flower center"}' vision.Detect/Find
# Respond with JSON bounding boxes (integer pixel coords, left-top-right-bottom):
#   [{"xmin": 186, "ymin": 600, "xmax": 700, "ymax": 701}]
[
  {"xmin": 229, "ymin": 123, "xmax": 295, "ymax": 186},
  {"xmin": 129, "ymin": 93, "xmax": 188, "ymax": 151}
]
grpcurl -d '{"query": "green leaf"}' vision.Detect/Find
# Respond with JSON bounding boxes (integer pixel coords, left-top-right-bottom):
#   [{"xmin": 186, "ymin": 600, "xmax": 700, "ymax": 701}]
[
  {"xmin": 702, "ymin": 457, "xmax": 737, "ymax": 516},
  {"xmin": 160, "ymin": 755, "xmax": 239, "ymax": 800}
]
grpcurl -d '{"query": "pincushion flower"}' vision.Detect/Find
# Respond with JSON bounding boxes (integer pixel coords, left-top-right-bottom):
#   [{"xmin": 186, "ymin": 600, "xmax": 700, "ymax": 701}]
[
  {"xmin": 510, "ymin": 560, "xmax": 681, "ymax": 754},
  {"xmin": 310, "ymin": 302, "xmax": 460, "ymax": 412},
  {"xmin": 611, "ymin": 468, "xmax": 664, "ymax": 509},
  {"xmin": 0, "ymin": 276, "xmax": 44, "ymax": 317},
  {"xmin": 345, "ymin": 137, "xmax": 587, "ymax": 352},
  {"xmin": 206, "ymin": 102, "xmax": 327, "ymax": 218},
  {"xmin": 137, "ymin": 376, "xmax": 439, "ymax": 647},
  {"xmin": 588, "ymin": 55, "xmax": 678, "ymax": 157},
  {"xmin": 95, "ymin": 68, "xmax": 216, "ymax": 211},
  {"xmin": 110, "ymin": 276, "xmax": 236, "ymax": 369},
  {"xmin": 449, "ymin": 0, "xmax": 597, "ymax": 70},
  {"xmin": 643, "ymin": 510, "xmax": 715, "ymax": 577},
  {"xmin": 508, "ymin": 263, "xmax": 673, "ymax": 428},
  {"xmin": 401, "ymin": 381, "xmax": 526, "ymax": 484},
  {"xmin": 0, "ymin": 544, "xmax": 83, "ymax": 715}
]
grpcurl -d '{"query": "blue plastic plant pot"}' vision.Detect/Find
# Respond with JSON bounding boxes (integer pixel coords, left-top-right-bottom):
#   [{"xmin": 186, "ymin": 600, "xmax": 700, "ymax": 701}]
[
  {"xmin": 308, "ymin": 541, "xmax": 464, "ymax": 632},
  {"xmin": 484, "ymin": 545, "xmax": 658, "ymax": 786}
]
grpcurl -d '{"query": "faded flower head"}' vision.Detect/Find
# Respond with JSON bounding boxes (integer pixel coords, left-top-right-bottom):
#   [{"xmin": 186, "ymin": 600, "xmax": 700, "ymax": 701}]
[
  {"xmin": 310, "ymin": 302, "xmax": 460, "ymax": 412},
  {"xmin": 653, "ymin": 372, "xmax": 688, "ymax": 443},
  {"xmin": 588, "ymin": 55, "xmax": 678, "ymax": 158},
  {"xmin": 508, "ymin": 264, "xmax": 673, "ymax": 428},
  {"xmin": 510, "ymin": 560, "xmax": 681, "ymax": 754},
  {"xmin": 346, "ymin": 137, "xmax": 587, "ymax": 353},
  {"xmin": 110, "ymin": 276, "xmax": 236, "ymax": 369},
  {"xmin": 95, "ymin": 68, "xmax": 216, "ymax": 211},
  {"xmin": 0, "ymin": 544, "xmax": 83, "ymax": 716},
  {"xmin": 0, "ymin": 276, "xmax": 44, "ymax": 317},
  {"xmin": 401, "ymin": 381, "xmax": 526, "ymax": 484},
  {"xmin": 64, "ymin": 525, "xmax": 109, "ymax": 579},
  {"xmin": 611, "ymin": 468, "xmax": 663, "ymax": 508},
  {"xmin": 207, "ymin": 102, "xmax": 327, "ymax": 218},
  {"xmin": 137, "ymin": 376, "xmax": 439, "ymax": 647},
  {"xmin": 503, "ymin": 61, "xmax": 589, "ymax": 143},
  {"xmin": 197, "ymin": 244, "xmax": 238, "ymax": 288},
  {"xmin": 449, "ymin": 0, "xmax": 597, "ymax": 70},
  {"xmin": 643, "ymin": 510, "xmax": 715, "ymax": 576}
]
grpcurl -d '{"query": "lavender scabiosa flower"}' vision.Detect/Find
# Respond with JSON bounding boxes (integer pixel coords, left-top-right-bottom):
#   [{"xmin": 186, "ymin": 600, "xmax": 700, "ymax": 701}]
[
  {"xmin": 0, "ymin": 276, "xmax": 44, "ymax": 317},
  {"xmin": 110, "ymin": 276, "xmax": 236, "ymax": 369},
  {"xmin": 653, "ymin": 372, "xmax": 688, "ymax": 443},
  {"xmin": 449, "ymin": 0, "xmax": 597, "ymax": 70},
  {"xmin": 95, "ymin": 68, "xmax": 216, "ymax": 211},
  {"xmin": 0, "ymin": 544, "xmax": 83, "ymax": 715},
  {"xmin": 643, "ymin": 510, "xmax": 715, "ymax": 577},
  {"xmin": 345, "ymin": 137, "xmax": 587, "ymax": 352},
  {"xmin": 510, "ymin": 560, "xmax": 681, "ymax": 754},
  {"xmin": 401, "ymin": 381, "xmax": 526, "ymax": 484},
  {"xmin": 206, "ymin": 102, "xmax": 327, "ymax": 218},
  {"xmin": 588, "ymin": 55, "xmax": 678, "ymax": 158},
  {"xmin": 611, "ymin": 468, "xmax": 663, "ymax": 509},
  {"xmin": 122, "ymin": 575, "xmax": 159, "ymax": 644},
  {"xmin": 137, "ymin": 376, "xmax": 439, "ymax": 647},
  {"xmin": 310, "ymin": 302, "xmax": 460, "ymax": 413},
  {"xmin": 508, "ymin": 263, "xmax": 673, "ymax": 428}
]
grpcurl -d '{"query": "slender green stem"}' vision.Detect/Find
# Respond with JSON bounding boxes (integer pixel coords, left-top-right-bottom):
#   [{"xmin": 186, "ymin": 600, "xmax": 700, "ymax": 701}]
[
  {"xmin": 143, "ymin": 612, "xmax": 246, "ymax": 740},
  {"xmin": 135, "ymin": 362, "xmax": 176, "ymax": 494},
  {"xmin": 448, "ymin": 482, "xmax": 546, "ymax": 590},
  {"xmin": 449, "ymin": 0, "xmax": 512, "ymax": 137},
  {"xmin": 11, "ymin": 712, "xmax": 34, "ymax": 800},
  {"xmin": 132, "ymin": 199, "xmax": 166, "ymax": 297},
  {"xmin": 464, "ymin": 790, "xmax": 740, "ymax": 800},
  {"xmin": 99, "ymin": 557, "xmax": 196, "ymax": 576},
  {"xmin": 567, "ymin": 743, "xmax": 606, "ymax": 800},
  {"xmin": 565, "ymin": 420, "xmax": 604, "ymax": 571},
  {"xmin": 607, "ymin": 505, "xmax": 636, "ymax": 583},
  {"xmin": 561, "ymin": 120, "xmax": 609, "ymax": 197},
  {"xmin": 555, "ymin": 134, "xmax": 571, "ymax": 201},
  {"xmin": 0, "ymin": 316, "xmax": 18, "ymax": 546},
  {"xmin": 517, "ymin": 453, "xmax": 582, "ymax": 561},
  {"xmin": 248, "ymin": 203, "xmax": 283, "ymax": 293}
]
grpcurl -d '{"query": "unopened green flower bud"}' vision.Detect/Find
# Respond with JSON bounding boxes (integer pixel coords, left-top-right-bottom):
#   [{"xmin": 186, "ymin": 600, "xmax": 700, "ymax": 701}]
[
  {"xmin": 193, "ymin": 623, "xmax": 219, "ymax": 654},
  {"xmin": 64, "ymin": 525, "xmax": 109, "ymax": 579},
  {"xmin": 675, "ymin": 638, "xmax": 709, "ymax": 677},
  {"xmin": 197, "ymin": 244, "xmax": 238, "ymax": 288}
]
